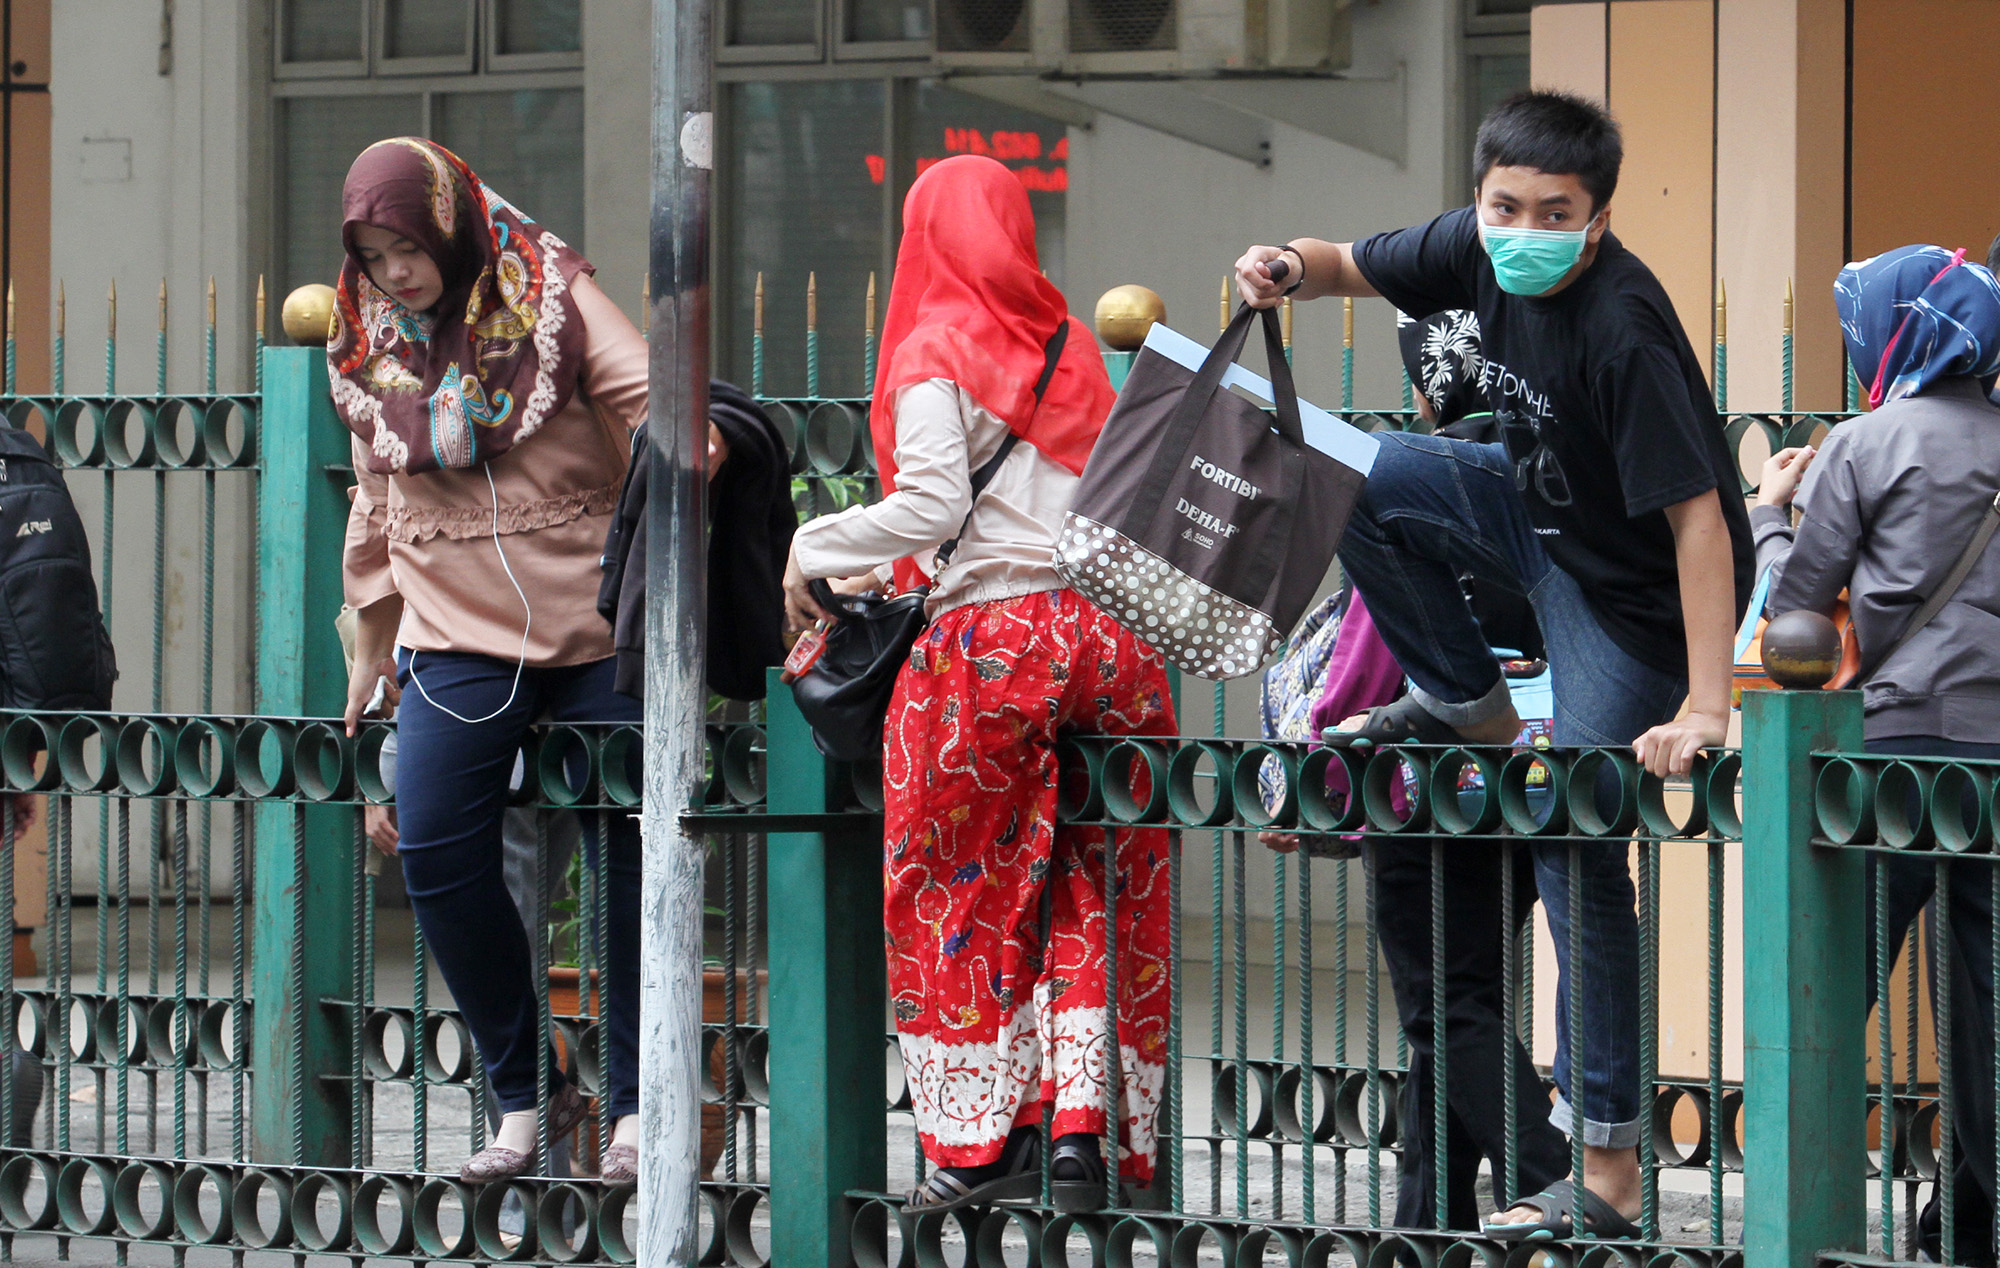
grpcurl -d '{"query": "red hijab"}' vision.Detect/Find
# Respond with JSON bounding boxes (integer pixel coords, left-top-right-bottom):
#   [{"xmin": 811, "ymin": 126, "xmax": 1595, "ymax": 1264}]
[
  {"xmin": 871, "ymin": 155, "xmax": 1114, "ymax": 588},
  {"xmin": 329, "ymin": 138, "xmax": 592, "ymax": 475}
]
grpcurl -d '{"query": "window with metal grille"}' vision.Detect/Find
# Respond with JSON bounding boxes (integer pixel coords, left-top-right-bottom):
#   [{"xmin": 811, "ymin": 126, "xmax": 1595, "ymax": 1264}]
[
  {"xmin": 276, "ymin": 0, "xmax": 581, "ymax": 74},
  {"xmin": 727, "ymin": 0, "xmax": 817, "ymax": 47},
  {"xmin": 722, "ymin": 80, "xmax": 1070, "ymax": 395},
  {"xmin": 1068, "ymin": 0, "xmax": 1175, "ymax": 53},
  {"xmin": 936, "ymin": 0, "xmax": 1029, "ymax": 52}
]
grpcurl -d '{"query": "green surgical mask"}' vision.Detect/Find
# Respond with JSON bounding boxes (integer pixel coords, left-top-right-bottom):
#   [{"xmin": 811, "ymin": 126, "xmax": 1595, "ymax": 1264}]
[{"xmin": 1478, "ymin": 219, "xmax": 1597, "ymax": 296}]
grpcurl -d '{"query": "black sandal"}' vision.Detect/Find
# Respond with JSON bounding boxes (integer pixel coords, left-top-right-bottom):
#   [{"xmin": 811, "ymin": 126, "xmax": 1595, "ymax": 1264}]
[
  {"xmin": 905, "ymin": 1127, "xmax": 1041, "ymax": 1214},
  {"xmin": 1050, "ymin": 1133, "xmax": 1119, "ymax": 1214},
  {"xmin": 1321, "ymin": 695, "xmax": 1467, "ymax": 748},
  {"xmin": 1482, "ymin": 1179, "xmax": 1642, "ymax": 1242}
]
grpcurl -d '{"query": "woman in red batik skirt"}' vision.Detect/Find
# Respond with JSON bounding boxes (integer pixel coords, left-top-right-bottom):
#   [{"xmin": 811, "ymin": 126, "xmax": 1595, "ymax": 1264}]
[{"xmin": 782, "ymin": 154, "xmax": 1176, "ymax": 1215}]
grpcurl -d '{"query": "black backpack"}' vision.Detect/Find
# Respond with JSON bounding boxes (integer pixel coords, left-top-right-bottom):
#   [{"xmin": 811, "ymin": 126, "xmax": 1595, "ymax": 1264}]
[{"xmin": 0, "ymin": 428, "xmax": 116, "ymax": 710}]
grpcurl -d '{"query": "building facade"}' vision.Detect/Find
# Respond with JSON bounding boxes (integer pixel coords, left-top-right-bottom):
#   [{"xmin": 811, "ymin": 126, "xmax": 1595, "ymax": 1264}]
[{"xmin": 48, "ymin": 0, "xmax": 1533, "ymax": 407}]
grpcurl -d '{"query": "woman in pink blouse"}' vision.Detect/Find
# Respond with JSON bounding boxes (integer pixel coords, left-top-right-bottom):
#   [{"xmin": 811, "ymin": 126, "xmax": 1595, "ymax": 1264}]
[{"xmin": 333, "ymin": 138, "xmax": 646, "ymax": 1185}]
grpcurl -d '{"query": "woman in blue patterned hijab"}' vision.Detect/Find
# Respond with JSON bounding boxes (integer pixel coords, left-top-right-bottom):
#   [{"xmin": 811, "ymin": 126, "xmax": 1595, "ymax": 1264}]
[{"xmin": 1836, "ymin": 243, "xmax": 2000, "ymax": 407}]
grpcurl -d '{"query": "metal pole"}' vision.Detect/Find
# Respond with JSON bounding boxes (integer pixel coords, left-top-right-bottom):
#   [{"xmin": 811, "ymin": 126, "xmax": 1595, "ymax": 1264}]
[{"xmin": 643, "ymin": 0, "xmax": 712, "ymax": 1261}]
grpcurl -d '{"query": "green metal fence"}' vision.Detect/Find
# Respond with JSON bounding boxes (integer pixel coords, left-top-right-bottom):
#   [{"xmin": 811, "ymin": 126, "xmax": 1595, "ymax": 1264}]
[
  {"xmin": 0, "ymin": 278, "xmax": 1967, "ymax": 1268},
  {"xmin": 734, "ymin": 280, "xmax": 1950, "ymax": 1268}
]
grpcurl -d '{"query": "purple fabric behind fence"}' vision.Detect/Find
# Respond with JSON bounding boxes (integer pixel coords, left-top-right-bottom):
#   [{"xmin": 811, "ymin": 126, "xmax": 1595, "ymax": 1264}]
[{"xmin": 1309, "ymin": 590, "xmax": 1409, "ymax": 817}]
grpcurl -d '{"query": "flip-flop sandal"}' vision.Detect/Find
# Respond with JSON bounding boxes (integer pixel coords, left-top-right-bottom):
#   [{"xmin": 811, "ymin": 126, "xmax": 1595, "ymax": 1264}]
[
  {"xmin": 1482, "ymin": 1178, "xmax": 1642, "ymax": 1242},
  {"xmin": 1321, "ymin": 695, "xmax": 1466, "ymax": 748},
  {"xmin": 904, "ymin": 1129, "xmax": 1041, "ymax": 1214},
  {"xmin": 1050, "ymin": 1134, "xmax": 1121, "ymax": 1215}
]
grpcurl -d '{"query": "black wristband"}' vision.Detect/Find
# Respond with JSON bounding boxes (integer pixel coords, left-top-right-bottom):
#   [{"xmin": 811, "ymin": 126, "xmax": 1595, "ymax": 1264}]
[{"xmin": 1277, "ymin": 244, "xmax": 1305, "ymax": 296}]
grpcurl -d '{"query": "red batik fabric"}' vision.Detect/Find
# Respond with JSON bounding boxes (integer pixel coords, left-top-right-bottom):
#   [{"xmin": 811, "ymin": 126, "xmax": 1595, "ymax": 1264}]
[{"xmin": 883, "ymin": 588, "xmax": 1177, "ymax": 1181}]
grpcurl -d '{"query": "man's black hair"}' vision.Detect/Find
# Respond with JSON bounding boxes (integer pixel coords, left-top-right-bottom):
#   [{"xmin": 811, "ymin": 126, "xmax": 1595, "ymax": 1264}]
[
  {"xmin": 1474, "ymin": 91, "xmax": 1623, "ymax": 214},
  {"xmin": 1986, "ymin": 230, "xmax": 2000, "ymax": 276}
]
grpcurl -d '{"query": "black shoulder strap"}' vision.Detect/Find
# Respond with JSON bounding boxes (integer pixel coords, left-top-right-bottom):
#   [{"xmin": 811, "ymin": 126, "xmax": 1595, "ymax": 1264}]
[
  {"xmin": 1029, "ymin": 319, "xmax": 1068, "ymax": 401},
  {"xmin": 932, "ymin": 320, "xmax": 1071, "ymax": 576}
]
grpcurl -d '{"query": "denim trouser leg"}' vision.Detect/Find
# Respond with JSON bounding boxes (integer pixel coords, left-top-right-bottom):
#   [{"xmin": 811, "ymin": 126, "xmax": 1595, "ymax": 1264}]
[
  {"xmin": 1338, "ymin": 431, "xmax": 1684, "ymax": 1148},
  {"xmin": 1535, "ymin": 565, "xmax": 1685, "ymax": 1149},
  {"xmin": 395, "ymin": 650, "xmax": 642, "ymax": 1118},
  {"xmin": 1334, "ymin": 433, "xmax": 1543, "ymax": 727}
]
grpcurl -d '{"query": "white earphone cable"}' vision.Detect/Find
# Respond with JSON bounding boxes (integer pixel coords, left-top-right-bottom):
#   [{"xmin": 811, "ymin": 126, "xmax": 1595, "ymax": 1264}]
[{"xmin": 407, "ymin": 463, "xmax": 531, "ymax": 724}]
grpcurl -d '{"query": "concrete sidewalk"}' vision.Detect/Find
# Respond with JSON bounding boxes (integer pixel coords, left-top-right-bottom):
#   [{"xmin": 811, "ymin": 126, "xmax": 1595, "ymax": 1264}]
[{"xmin": 5, "ymin": 1235, "xmax": 403, "ymax": 1266}]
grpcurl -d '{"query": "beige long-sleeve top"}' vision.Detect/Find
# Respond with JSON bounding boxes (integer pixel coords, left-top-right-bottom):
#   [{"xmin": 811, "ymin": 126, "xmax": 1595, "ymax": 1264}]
[
  {"xmin": 342, "ymin": 274, "xmax": 647, "ymax": 666},
  {"xmin": 791, "ymin": 378, "xmax": 1076, "ymax": 616}
]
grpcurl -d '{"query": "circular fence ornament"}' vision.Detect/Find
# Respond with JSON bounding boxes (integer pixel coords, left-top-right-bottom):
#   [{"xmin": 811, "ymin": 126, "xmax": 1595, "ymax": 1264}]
[
  {"xmin": 280, "ymin": 284, "xmax": 336, "ymax": 346},
  {"xmin": 1094, "ymin": 284, "xmax": 1166, "ymax": 351},
  {"xmin": 1760, "ymin": 608, "xmax": 1841, "ymax": 689}
]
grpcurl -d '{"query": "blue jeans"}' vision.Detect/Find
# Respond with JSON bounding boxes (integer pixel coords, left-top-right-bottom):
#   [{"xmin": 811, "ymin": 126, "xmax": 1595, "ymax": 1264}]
[
  {"xmin": 1338, "ymin": 433, "xmax": 1686, "ymax": 1148},
  {"xmin": 394, "ymin": 650, "xmax": 641, "ymax": 1118}
]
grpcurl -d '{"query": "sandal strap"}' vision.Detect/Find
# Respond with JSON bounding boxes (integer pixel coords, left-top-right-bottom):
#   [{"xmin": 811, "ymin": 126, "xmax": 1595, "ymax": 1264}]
[
  {"xmin": 1001, "ymin": 1126, "xmax": 1041, "ymax": 1171},
  {"xmin": 909, "ymin": 1169, "xmax": 974, "ymax": 1209},
  {"xmin": 1508, "ymin": 1178, "xmax": 1572, "ymax": 1221},
  {"xmin": 1051, "ymin": 1138, "xmax": 1104, "ymax": 1181},
  {"xmin": 1566, "ymin": 1181, "xmax": 1642, "ymax": 1237},
  {"xmin": 1481, "ymin": 1180, "xmax": 1570, "ymax": 1241},
  {"xmin": 1487, "ymin": 1179, "xmax": 1641, "ymax": 1240}
]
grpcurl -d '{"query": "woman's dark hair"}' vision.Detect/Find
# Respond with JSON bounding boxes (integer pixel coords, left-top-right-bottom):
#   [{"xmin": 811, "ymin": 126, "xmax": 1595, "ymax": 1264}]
[
  {"xmin": 1474, "ymin": 91, "xmax": 1623, "ymax": 214},
  {"xmin": 1985, "ymin": 229, "xmax": 2000, "ymax": 276}
]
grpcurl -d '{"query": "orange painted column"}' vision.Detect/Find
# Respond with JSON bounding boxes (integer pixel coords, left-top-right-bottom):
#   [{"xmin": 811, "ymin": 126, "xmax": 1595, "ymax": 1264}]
[
  {"xmin": 1517, "ymin": 1, "xmax": 1858, "ymax": 1114},
  {"xmin": 1531, "ymin": 0, "xmax": 1848, "ymax": 410},
  {"xmin": 1716, "ymin": 0, "xmax": 1846, "ymax": 412},
  {"xmin": 1607, "ymin": 0, "xmax": 1715, "ymax": 382}
]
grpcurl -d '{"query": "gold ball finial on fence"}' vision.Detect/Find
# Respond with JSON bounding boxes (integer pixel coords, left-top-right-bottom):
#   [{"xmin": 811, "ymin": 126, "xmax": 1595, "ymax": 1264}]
[
  {"xmin": 1094, "ymin": 284, "xmax": 1166, "ymax": 351},
  {"xmin": 280, "ymin": 284, "xmax": 337, "ymax": 345},
  {"xmin": 1760, "ymin": 609, "xmax": 1842, "ymax": 689}
]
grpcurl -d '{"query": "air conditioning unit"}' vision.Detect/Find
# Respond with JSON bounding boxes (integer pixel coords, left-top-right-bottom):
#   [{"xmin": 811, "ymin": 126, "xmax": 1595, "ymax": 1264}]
[
  {"xmin": 934, "ymin": 0, "xmax": 1061, "ymax": 66},
  {"xmin": 1069, "ymin": 0, "xmax": 1175, "ymax": 53},
  {"xmin": 932, "ymin": 0, "xmax": 1349, "ymax": 73}
]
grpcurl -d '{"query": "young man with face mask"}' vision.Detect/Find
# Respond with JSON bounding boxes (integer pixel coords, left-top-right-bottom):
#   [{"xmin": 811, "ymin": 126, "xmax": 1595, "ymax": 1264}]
[{"xmin": 1233, "ymin": 91, "xmax": 1752, "ymax": 1236}]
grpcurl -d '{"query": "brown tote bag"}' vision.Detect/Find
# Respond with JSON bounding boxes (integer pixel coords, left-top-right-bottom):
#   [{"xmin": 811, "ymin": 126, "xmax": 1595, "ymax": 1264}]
[{"xmin": 1056, "ymin": 303, "xmax": 1367, "ymax": 679}]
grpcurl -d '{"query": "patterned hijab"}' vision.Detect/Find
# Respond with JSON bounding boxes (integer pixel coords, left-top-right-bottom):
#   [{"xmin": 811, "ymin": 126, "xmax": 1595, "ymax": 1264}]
[
  {"xmin": 1835, "ymin": 244, "xmax": 2000, "ymax": 408},
  {"xmin": 329, "ymin": 138, "xmax": 593, "ymax": 475},
  {"xmin": 1396, "ymin": 309, "xmax": 1487, "ymax": 427}
]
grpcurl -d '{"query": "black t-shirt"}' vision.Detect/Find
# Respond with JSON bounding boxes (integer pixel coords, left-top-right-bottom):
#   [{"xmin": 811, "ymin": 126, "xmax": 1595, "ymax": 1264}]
[{"xmin": 1353, "ymin": 206, "xmax": 1753, "ymax": 675}]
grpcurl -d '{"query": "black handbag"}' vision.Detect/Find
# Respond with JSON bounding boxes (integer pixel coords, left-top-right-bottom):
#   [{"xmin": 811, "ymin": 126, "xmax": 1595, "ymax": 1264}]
[
  {"xmin": 788, "ymin": 323, "xmax": 1068, "ymax": 761},
  {"xmin": 788, "ymin": 580, "xmax": 933, "ymax": 761}
]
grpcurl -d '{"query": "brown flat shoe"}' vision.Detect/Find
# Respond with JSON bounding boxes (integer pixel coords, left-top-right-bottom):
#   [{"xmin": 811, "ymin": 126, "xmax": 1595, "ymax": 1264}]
[
  {"xmin": 599, "ymin": 1142, "xmax": 638, "ymax": 1185},
  {"xmin": 459, "ymin": 1083, "xmax": 592, "ymax": 1184},
  {"xmin": 460, "ymin": 1143, "xmax": 532, "ymax": 1184}
]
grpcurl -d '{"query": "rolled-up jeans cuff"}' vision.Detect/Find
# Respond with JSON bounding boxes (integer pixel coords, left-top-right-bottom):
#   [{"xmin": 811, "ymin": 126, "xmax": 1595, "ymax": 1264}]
[
  {"xmin": 1410, "ymin": 675, "xmax": 1514, "ymax": 730},
  {"xmin": 1549, "ymin": 1093, "xmax": 1643, "ymax": 1150}
]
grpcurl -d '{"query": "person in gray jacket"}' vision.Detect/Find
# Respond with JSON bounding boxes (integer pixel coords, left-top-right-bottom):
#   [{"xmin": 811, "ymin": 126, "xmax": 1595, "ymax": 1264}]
[{"xmin": 1756, "ymin": 243, "xmax": 2000, "ymax": 1264}]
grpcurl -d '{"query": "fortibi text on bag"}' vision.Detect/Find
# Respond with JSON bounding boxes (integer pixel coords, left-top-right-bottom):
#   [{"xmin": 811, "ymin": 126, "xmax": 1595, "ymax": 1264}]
[{"xmin": 1058, "ymin": 308, "xmax": 1376, "ymax": 679}]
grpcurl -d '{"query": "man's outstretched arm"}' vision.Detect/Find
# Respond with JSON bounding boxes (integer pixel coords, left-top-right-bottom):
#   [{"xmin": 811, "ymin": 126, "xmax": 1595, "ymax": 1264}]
[
  {"xmin": 1633, "ymin": 489, "xmax": 1736, "ymax": 777},
  {"xmin": 1234, "ymin": 240, "xmax": 1383, "ymax": 308}
]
